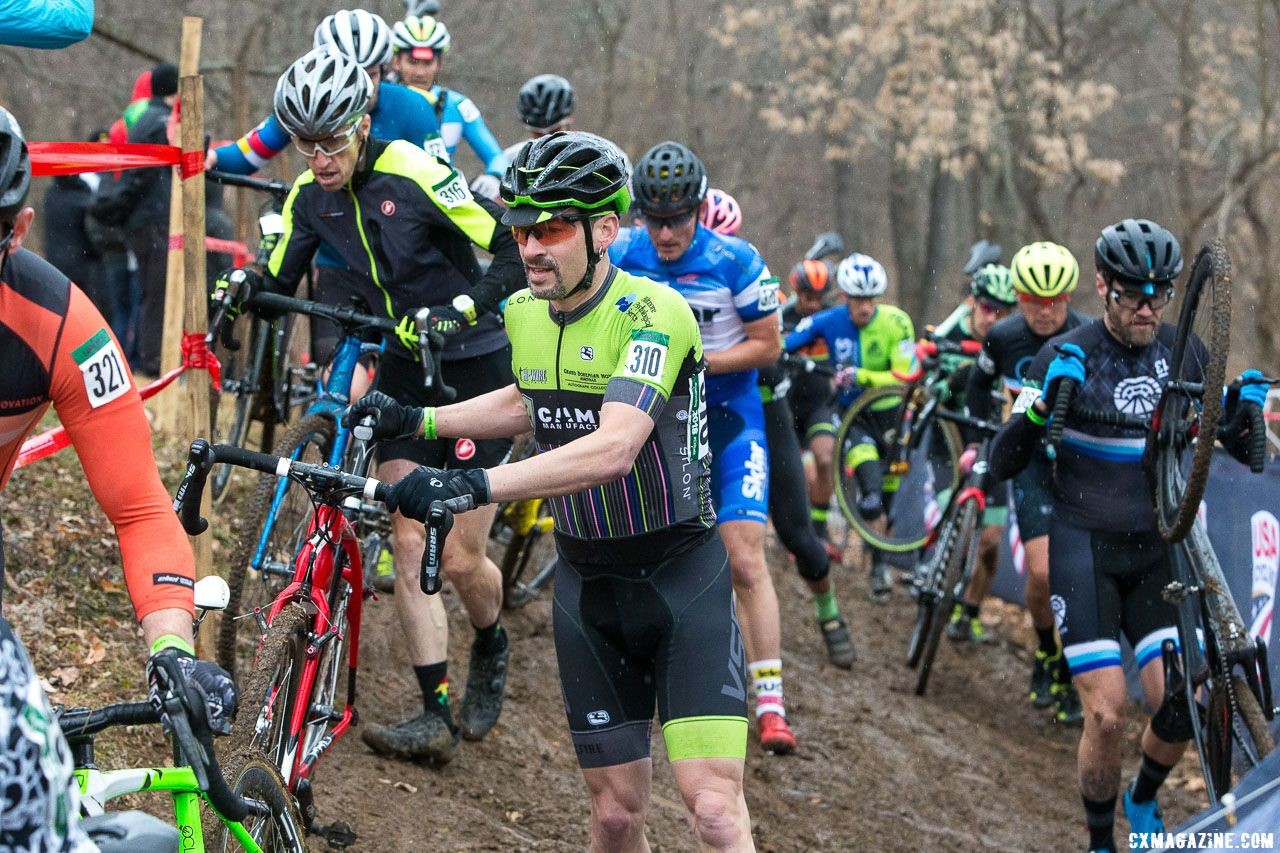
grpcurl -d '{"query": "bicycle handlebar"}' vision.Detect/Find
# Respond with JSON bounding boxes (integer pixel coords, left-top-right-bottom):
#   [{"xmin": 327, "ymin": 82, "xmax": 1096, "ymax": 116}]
[
  {"xmin": 421, "ymin": 496, "xmax": 476, "ymax": 595},
  {"xmin": 1044, "ymin": 377, "xmax": 1077, "ymax": 461},
  {"xmin": 206, "ymin": 169, "xmax": 292, "ymax": 198},
  {"xmin": 174, "ymin": 439, "xmax": 389, "ymax": 536},
  {"xmin": 778, "ymin": 352, "xmax": 836, "ymax": 377},
  {"xmin": 892, "ymin": 338, "xmax": 984, "ymax": 383}
]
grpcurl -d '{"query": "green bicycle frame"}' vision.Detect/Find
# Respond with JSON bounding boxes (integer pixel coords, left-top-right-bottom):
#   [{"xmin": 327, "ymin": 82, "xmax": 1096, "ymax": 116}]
[{"xmin": 75, "ymin": 765, "xmax": 262, "ymax": 852}]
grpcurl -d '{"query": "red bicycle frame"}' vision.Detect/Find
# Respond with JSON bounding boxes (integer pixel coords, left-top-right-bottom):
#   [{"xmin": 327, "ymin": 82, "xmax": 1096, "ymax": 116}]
[{"xmin": 260, "ymin": 502, "xmax": 366, "ymax": 789}]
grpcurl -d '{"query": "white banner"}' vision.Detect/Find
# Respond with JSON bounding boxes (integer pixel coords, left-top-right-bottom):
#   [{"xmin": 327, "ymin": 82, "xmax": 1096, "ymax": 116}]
[{"xmin": 1250, "ymin": 510, "xmax": 1279, "ymax": 642}]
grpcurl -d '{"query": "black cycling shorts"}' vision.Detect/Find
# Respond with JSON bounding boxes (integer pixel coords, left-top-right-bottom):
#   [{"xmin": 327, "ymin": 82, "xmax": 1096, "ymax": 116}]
[
  {"xmin": 1049, "ymin": 517, "xmax": 1181, "ymax": 677},
  {"xmin": 374, "ymin": 346, "xmax": 514, "ymax": 468},
  {"xmin": 1011, "ymin": 456, "xmax": 1053, "ymax": 541},
  {"xmin": 552, "ymin": 531, "xmax": 749, "ymax": 769}
]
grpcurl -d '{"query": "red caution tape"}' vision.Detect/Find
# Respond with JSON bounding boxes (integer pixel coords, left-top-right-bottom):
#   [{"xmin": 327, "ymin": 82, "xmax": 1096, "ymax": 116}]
[
  {"xmin": 29, "ymin": 141, "xmax": 204, "ymax": 178},
  {"xmin": 14, "ymin": 332, "xmax": 222, "ymax": 471}
]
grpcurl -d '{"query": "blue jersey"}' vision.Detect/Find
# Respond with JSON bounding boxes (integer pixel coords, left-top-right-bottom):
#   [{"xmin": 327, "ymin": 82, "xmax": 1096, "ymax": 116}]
[
  {"xmin": 784, "ymin": 303, "xmax": 915, "ymax": 408},
  {"xmin": 609, "ymin": 224, "xmax": 779, "ymax": 408},
  {"xmin": 211, "ymin": 83, "xmax": 443, "ymax": 270},
  {"xmin": 410, "ymin": 85, "xmax": 507, "ymax": 176}
]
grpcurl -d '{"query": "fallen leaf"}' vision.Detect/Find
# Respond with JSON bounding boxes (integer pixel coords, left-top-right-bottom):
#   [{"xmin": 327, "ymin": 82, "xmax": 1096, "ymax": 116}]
[
  {"xmin": 51, "ymin": 666, "xmax": 79, "ymax": 686},
  {"xmin": 82, "ymin": 641, "xmax": 106, "ymax": 666},
  {"xmin": 39, "ymin": 677, "xmax": 57, "ymax": 695},
  {"xmin": 506, "ymin": 810, "xmax": 523, "ymax": 822},
  {"xmin": 393, "ymin": 781, "xmax": 418, "ymax": 794}
]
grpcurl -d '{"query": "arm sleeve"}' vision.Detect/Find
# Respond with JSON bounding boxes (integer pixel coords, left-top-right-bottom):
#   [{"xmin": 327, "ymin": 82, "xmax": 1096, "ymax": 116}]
[
  {"xmin": 783, "ymin": 315, "xmax": 820, "ymax": 353},
  {"xmin": 211, "ymin": 115, "xmax": 289, "ymax": 175},
  {"xmin": 604, "ymin": 292, "xmax": 701, "ymax": 420},
  {"xmin": 731, "ymin": 256, "xmax": 780, "ymax": 324},
  {"xmin": 265, "ymin": 182, "xmax": 319, "ymax": 294},
  {"xmin": 988, "ymin": 408, "xmax": 1045, "ymax": 482},
  {"xmin": 49, "ymin": 286, "xmax": 194, "ymax": 619},
  {"xmin": 0, "ymin": 0, "xmax": 92, "ymax": 48},
  {"xmin": 455, "ymin": 95, "xmax": 507, "ymax": 174}
]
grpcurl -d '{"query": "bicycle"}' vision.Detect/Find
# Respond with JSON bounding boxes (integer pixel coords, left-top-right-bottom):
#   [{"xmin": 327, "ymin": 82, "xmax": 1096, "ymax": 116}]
[
  {"xmin": 1044, "ymin": 240, "xmax": 1276, "ymax": 803},
  {"xmin": 215, "ymin": 292, "xmax": 450, "ymax": 681},
  {"xmin": 832, "ymin": 337, "xmax": 980, "ymax": 552},
  {"xmin": 60, "ymin": 577, "xmax": 304, "ymax": 852},
  {"xmin": 205, "ymin": 170, "xmax": 315, "ymax": 504},
  {"xmin": 175, "ymin": 439, "xmax": 468, "ymax": 847},
  {"xmin": 489, "ymin": 433, "xmax": 556, "ymax": 608},
  {"xmin": 903, "ymin": 407, "xmax": 1002, "ymax": 697}
]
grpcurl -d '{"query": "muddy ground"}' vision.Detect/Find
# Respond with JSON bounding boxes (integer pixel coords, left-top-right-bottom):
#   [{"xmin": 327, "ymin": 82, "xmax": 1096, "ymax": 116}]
[{"xmin": 4, "ymin": 436, "xmax": 1212, "ymax": 852}]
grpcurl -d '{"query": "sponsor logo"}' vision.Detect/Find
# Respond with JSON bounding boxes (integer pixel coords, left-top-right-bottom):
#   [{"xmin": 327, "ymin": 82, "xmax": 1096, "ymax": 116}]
[
  {"xmin": 676, "ymin": 408, "xmax": 689, "ymax": 421},
  {"xmin": 520, "ymin": 368, "xmax": 547, "ymax": 384},
  {"xmin": 580, "ymin": 346, "xmax": 594, "ymax": 361},
  {"xmin": 676, "ymin": 274, "xmax": 700, "ymax": 284},
  {"xmin": 720, "ymin": 606, "xmax": 747, "ymax": 701},
  {"xmin": 1113, "ymin": 375, "xmax": 1161, "ymax": 416},
  {"xmin": 741, "ymin": 440, "xmax": 767, "ymax": 501},
  {"xmin": 454, "ymin": 439, "xmax": 476, "ymax": 461},
  {"xmin": 537, "ymin": 406, "xmax": 599, "ymax": 430},
  {"xmin": 153, "ymin": 573, "xmax": 195, "ymax": 589},
  {"xmin": 380, "ymin": 199, "xmax": 396, "ymax": 216},
  {"xmin": 976, "ymin": 350, "xmax": 995, "ymax": 374},
  {"xmin": 615, "ymin": 294, "xmax": 636, "ymax": 312},
  {"xmin": 1050, "ymin": 594, "xmax": 1067, "ymax": 634},
  {"xmin": 586, "ymin": 710, "xmax": 611, "ymax": 726},
  {"xmin": 834, "ymin": 337, "xmax": 855, "ymax": 362},
  {"xmin": 1154, "ymin": 357, "xmax": 1169, "ymax": 380}
]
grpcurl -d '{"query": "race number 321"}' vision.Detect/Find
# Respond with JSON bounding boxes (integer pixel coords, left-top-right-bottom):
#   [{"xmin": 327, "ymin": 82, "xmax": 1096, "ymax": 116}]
[
  {"xmin": 72, "ymin": 328, "xmax": 130, "ymax": 409},
  {"xmin": 623, "ymin": 330, "xmax": 670, "ymax": 381}
]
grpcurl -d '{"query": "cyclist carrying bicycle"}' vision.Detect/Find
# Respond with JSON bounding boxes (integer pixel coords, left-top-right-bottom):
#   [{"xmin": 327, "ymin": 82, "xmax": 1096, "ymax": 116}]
[
  {"xmin": 346, "ymin": 130, "xmax": 756, "ymax": 850},
  {"xmin": 216, "ymin": 48, "xmax": 525, "ymax": 766},
  {"xmin": 612, "ymin": 141, "xmax": 798, "ymax": 753},
  {"xmin": 965, "ymin": 241, "xmax": 1089, "ymax": 723},
  {"xmin": 928, "ymin": 263, "xmax": 1017, "ymax": 644},
  {"xmin": 390, "ymin": 14, "xmax": 507, "ymax": 199},
  {"xmin": 783, "ymin": 252, "xmax": 915, "ymax": 603},
  {"xmin": 701, "ymin": 196, "xmax": 854, "ymax": 669},
  {"xmin": 989, "ymin": 218, "xmax": 1268, "ymax": 853},
  {"xmin": 0, "ymin": 106, "xmax": 234, "ymax": 851}
]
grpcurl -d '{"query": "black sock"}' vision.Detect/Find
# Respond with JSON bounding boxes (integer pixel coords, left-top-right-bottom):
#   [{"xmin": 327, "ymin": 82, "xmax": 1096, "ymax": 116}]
[
  {"xmin": 1082, "ymin": 795, "xmax": 1116, "ymax": 852},
  {"xmin": 413, "ymin": 661, "xmax": 454, "ymax": 729},
  {"xmin": 473, "ymin": 619, "xmax": 507, "ymax": 655},
  {"xmin": 1036, "ymin": 625, "xmax": 1058, "ymax": 656},
  {"xmin": 963, "ymin": 602, "xmax": 980, "ymax": 620},
  {"xmin": 1130, "ymin": 753, "xmax": 1174, "ymax": 804}
]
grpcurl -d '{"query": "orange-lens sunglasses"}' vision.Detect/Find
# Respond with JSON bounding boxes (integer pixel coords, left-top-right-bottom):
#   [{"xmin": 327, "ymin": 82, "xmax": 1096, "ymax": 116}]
[
  {"xmin": 1017, "ymin": 293, "xmax": 1069, "ymax": 307},
  {"xmin": 511, "ymin": 218, "xmax": 582, "ymax": 247}
]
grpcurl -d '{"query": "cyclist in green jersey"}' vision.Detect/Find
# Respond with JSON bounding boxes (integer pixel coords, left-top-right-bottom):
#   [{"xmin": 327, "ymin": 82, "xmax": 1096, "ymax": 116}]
[{"xmin": 346, "ymin": 131, "xmax": 754, "ymax": 850}]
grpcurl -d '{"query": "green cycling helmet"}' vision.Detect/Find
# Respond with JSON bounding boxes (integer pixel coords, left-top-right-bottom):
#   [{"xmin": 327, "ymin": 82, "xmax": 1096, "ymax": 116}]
[
  {"xmin": 1010, "ymin": 241, "xmax": 1079, "ymax": 298},
  {"xmin": 499, "ymin": 130, "xmax": 631, "ymax": 226},
  {"xmin": 970, "ymin": 263, "xmax": 1017, "ymax": 306}
]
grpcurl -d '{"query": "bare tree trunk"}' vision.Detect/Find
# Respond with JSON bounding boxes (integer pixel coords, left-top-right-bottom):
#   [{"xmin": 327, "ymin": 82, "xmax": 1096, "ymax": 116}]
[
  {"xmin": 831, "ymin": 156, "xmax": 861, "ymax": 251},
  {"xmin": 889, "ymin": 156, "xmax": 925, "ymax": 322},
  {"xmin": 1174, "ymin": 0, "xmax": 1197, "ymax": 246},
  {"xmin": 923, "ymin": 161, "xmax": 955, "ymax": 318}
]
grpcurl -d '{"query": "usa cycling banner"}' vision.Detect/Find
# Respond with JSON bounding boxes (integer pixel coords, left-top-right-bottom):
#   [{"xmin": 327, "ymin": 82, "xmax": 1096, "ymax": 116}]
[{"xmin": 1252, "ymin": 511, "xmax": 1279, "ymax": 643}]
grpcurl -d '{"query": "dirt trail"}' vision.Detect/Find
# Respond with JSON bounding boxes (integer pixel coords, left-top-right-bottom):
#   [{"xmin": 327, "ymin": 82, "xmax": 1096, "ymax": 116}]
[{"xmin": 4, "ymin": 443, "xmax": 1210, "ymax": 852}]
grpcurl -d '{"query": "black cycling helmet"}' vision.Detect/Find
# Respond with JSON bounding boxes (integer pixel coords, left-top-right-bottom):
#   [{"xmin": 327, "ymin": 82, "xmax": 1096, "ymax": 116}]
[
  {"xmin": 0, "ymin": 107, "xmax": 31, "ymax": 226},
  {"xmin": 1095, "ymin": 218, "xmax": 1183, "ymax": 284},
  {"xmin": 500, "ymin": 131, "xmax": 630, "ymax": 227},
  {"xmin": 963, "ymin": 239, "xmax": 1002, "ymax": 278},
  {"xmin": 517, "ymin": 74, "xmax": 574, "ymax": 131},
  {"xmin": 632, "ymin": 141, "xmax": 707, "ymax": 216}
]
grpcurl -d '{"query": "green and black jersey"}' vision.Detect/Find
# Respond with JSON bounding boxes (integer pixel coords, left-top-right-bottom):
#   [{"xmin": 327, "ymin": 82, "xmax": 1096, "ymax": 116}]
[{"xmin": 504, "ymin": 266, "xmax": 716, "ymax": 565}]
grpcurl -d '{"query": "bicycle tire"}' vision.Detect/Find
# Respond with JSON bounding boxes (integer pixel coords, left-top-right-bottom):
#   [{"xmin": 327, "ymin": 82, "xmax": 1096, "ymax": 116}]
[
  {"xmin": 1206, "ymin": 676, "xmax": 1276, "ymax": 799},
  {"xmin": 905, "ymin": 599, "xmax": 933, "ymax": 669},
  {"xmin": 834, "ymin": 385, "xmax": 963, "ymax": 553},
  {"xmin": 915, "ymin": 500, "xmax": 978, "ymax": 696},
  {"xmin": 230, "ymin": 603, "xmax": 311, "ymax": 776},
  {"xmin": 217, "ymin": 414, "xmax": 335, "ymax": 678},
  {"xmin": 211, "ymin": 750, "xmax": 306, "ymax": 852},
  {"xmin": 1153, "ymin": 241, "xmax": 1231, "ymax": 542},
  {"xmin": 499, "ymin": 500, "xmax": 555, "ymax": 608}
]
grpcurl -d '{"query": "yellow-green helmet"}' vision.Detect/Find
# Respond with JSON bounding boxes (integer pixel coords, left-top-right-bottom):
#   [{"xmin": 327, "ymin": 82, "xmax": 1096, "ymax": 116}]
[
  {"xmin": 392, "ymin": 15, "xmax": 450, "ymax": 54},
  {"xmin": 1010, "ymin": 241, "xmax": 1079, "ymax": 298}
]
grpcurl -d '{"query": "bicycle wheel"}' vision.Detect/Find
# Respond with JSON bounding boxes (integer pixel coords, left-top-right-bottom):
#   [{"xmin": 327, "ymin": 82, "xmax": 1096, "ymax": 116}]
[
  {"xmin": 498, "ymin": 499, "xmax": 556, "ymax": 608},
  {"xmin": 1206, "ymin": 676, "xmax": 1276, "ymax": 799},
  {"xmin": 1152, "ymin": 240, "xmax": 1231, "ymax": 542},
  {"xmin": 915, "ymin": 500, "xmax": 978, "ymax": 696},
  {"xmin": 231, "ymin": 603, "xmax": 310, "ymax": 778},
  {"xmin": 835, "ymin": 385, "xmax": 962, "ymax": 552},
  {"xmin": 212, "ymin": 750, "xmax": 306, "ymax": 852},
  {"xmin": 218, "ymin": 414, "xmax": 335, "ymax": 678}
]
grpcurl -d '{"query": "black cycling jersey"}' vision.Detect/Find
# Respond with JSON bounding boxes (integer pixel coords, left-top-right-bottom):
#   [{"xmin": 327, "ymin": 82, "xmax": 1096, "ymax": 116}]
[{"xmin": 965, "ymin": 309, "xmax": 1090, "ymax": 426}]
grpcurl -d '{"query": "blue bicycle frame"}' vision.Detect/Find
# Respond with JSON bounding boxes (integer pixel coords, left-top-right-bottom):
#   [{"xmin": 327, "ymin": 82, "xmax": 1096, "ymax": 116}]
[{"xmin": 250, "ymin": 333, "xmax": 383, "ymax": 574}]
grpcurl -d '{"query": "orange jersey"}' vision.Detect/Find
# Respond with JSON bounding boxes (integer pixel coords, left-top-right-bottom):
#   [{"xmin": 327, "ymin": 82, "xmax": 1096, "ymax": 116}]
[{"xmin": 1, "ymin": 248, "xmax": 193, "ymax": 619}]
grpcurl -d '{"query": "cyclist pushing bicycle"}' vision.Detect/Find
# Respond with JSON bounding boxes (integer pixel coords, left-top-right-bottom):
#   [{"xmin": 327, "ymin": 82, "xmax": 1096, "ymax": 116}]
[
  {"xmin": 0, "ymin": 106, "xmax": 235, "ymax": 850},
  {"xmin": 347, "ymin": 130, "xmax": 756, "ymax": 850},
  {"xmin": 213, "ymin": 47, "xmax": 526, "ymax": 767},
  {"xmin": 989, "ymin": 218, "xmax": 1269, "ymax": 853}
]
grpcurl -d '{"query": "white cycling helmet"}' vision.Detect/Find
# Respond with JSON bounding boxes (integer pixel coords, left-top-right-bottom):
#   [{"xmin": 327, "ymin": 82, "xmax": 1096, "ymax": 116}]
[
  {"xmin": 392, "ymin": 15, "xmax": 451, "ymax": 54},
  {"xmin": 836, "ymin": 253, "xmax": 888, "ymax": 297},
  {"xmin": 403, "ymin": 0, "xmax": 440, "ymax": 15},
  {"xmin": 312, "ymin": 10, "xmax": 393, "ymax": 69},
  {"xmin": 274, "ymin": 47, "xmax": 373, "ymax": 139}
]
